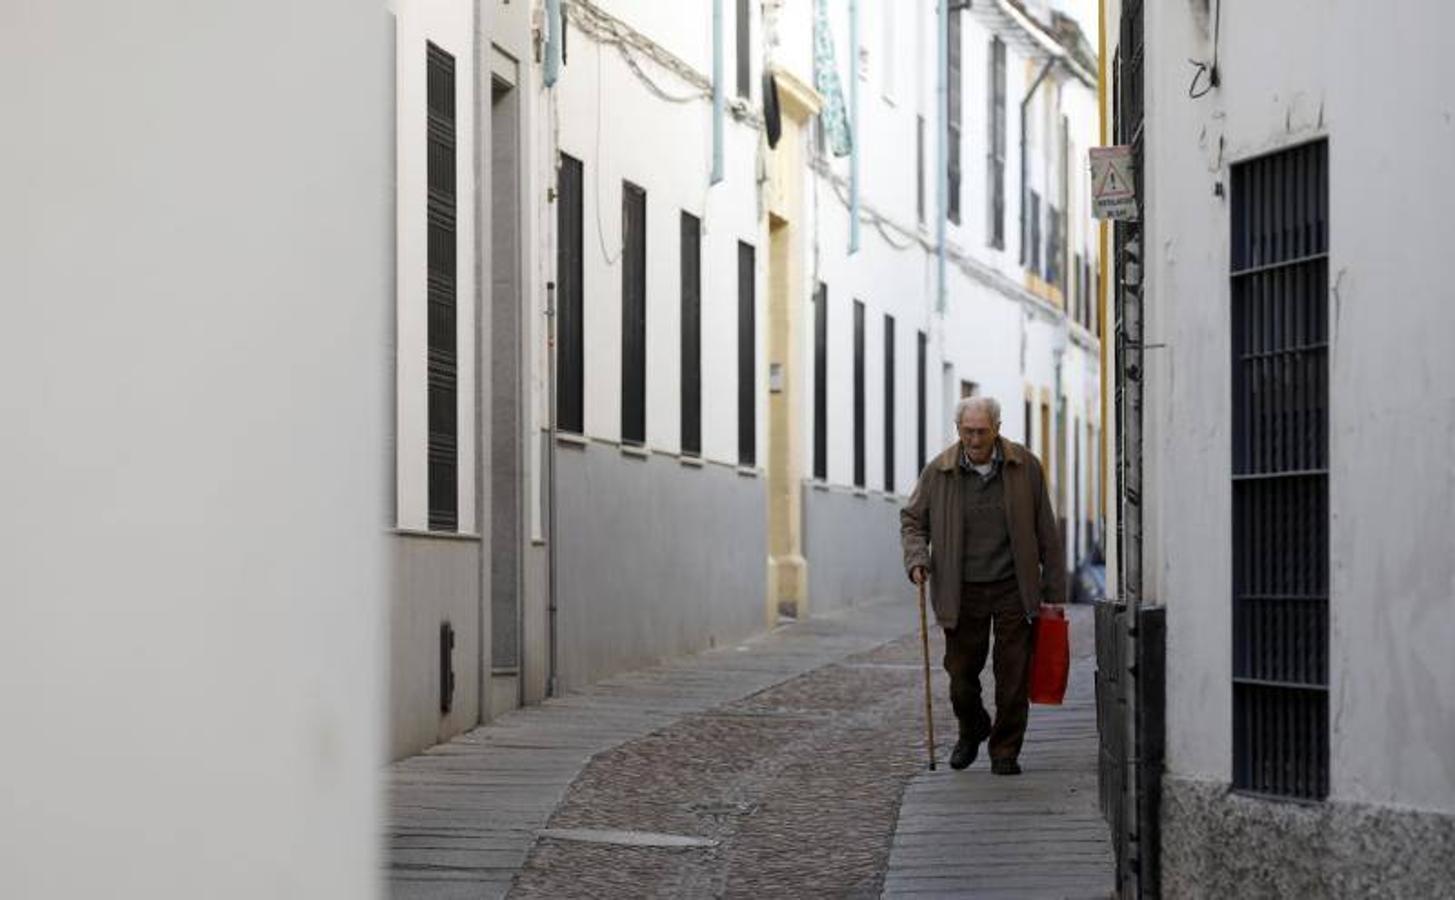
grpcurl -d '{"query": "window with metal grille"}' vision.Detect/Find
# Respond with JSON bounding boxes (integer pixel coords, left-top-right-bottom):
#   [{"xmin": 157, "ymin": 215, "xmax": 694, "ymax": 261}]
[
  {"xmin": 1046, "ymin": 206, "xmax": 1062, "ymax": 286},
  {"xmin": 557, "ymin": 154, "xmax": 584, "ymax": 434},
  {"xmin": 621, "ymin": 181, "xmax": 647, "ymax": 446},
  {"xmin": 852, "ymin": 300, "xmax": 865, "ymax": 488},
  {"xmin": 738, "ymin": 242, "xmax": 756, "ymax": 466},
  {"xmin": 987, "ymin": 37, "xmax": 1006, "ymax": 248},
  {"xmin": 681, "ymin": 212, "xmax": 702, "ymax": 457},
  {"xmin": 426, "ymin": 42, "xmax": 458, "ymax": 532},
  {"xmin": 1231, "ymin": 139, "xmax": 1329, "ymax": 801},
  {"xmin": 916, "ymin": 330, "xmax": 927, "ymax": 473},
  {"xmin": 946, "ymin": 7, "xmax": 962, "ymax": 225},
  {"xmin": 1073, "ymin": 251, "xmax": 1084, "ymax": 326},
  {"xmin": 1028, "ymin": 191, "xmax": 1041, "ymax": 275},
  {"xmin": 884, "ymin": 314, "xmax": 895, "ymax": 492},
  {"xmin": 735, "ymin": 0, "xmax": 751, "ymax": 99},
  {"xmin": 814, "ymin": 283, "xmax": 828, "ymax": 480}
]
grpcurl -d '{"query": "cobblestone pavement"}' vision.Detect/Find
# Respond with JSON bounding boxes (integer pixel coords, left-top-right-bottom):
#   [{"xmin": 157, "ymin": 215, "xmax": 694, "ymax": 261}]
[
  {"xmin": 387, "ymin": 600, "xmax": 911, "ymax": 900},
  {"xmin": 509, "ymin": 634, "xmax": 931, "ymax": 899}
]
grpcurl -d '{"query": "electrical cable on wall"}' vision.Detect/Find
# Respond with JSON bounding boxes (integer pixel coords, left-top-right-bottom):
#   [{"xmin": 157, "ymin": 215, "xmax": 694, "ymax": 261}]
[
  {"xmin": 1188, "ymin": 0, "xmax": 1221, "ymax": 98},
  {"xmin": 593, "ymin": 34, "xmax": 621, "ymax": 266}
]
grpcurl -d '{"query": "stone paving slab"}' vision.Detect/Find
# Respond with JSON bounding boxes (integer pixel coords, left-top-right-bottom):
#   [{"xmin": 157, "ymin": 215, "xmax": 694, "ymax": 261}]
[
  {"xmin": 882, "ymin": 605, "xmax": 1114, "ymax": 899},
  {"xmin": 386, "ymin": 598, "xmax": 913, "ymax": 900}
]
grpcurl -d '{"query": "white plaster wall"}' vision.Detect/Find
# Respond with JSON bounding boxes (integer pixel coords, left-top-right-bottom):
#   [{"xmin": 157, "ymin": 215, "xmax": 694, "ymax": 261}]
[
  {"xmin": 0, "ymin": 3, "xmax": 390, "ymax": 896},
  {"xmin": 1143, "ymin": 0, "xmax": 1455, "ymax": 812},
  {"xmin": 554, "ymin": 9, "xmax": 764, "ymax": 466},
  {"xmin": 790, "ymin": 0, "xmax": 1102, "ymax": 500},
  {"xmin": 396, "ymin": 0, "xmax": 478, "ymax": 533}
]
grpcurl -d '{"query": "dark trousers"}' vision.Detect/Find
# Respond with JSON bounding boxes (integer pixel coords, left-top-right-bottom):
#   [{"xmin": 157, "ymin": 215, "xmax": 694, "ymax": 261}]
[{"xmin": 942, "ymin": 578, "xmax": 1033, "ymax": 761}]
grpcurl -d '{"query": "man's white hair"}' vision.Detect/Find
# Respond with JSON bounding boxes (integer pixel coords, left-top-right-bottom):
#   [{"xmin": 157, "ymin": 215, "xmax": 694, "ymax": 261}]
[{"xmin": 954, "ymin": 395, "xmax": 1001, "ymax": 427}]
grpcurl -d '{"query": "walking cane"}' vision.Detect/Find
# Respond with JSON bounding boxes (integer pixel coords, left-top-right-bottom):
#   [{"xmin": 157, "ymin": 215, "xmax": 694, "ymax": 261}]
[{"xmin": 916, "ymin": 579, "xmax": 937, "ymax": 770}]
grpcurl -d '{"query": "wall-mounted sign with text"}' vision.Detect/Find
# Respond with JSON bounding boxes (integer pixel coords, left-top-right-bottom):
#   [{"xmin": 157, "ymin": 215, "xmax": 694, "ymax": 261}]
[{"xmin": 1089, "ymin": 146, "xmax": 1138, "ymax": 220}]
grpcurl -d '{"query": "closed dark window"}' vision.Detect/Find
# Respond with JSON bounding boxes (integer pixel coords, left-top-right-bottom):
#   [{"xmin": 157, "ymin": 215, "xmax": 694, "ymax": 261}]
[
  {"xmin": 814, "ymin": 283, "xmax": 828, "ymax": 480},
  {"xmin": 1028, "ymin": 191, "xmax": 1041, "ymax": 275},
  {"xmin": 426, "ymin": 41, "xmax": 458, "ymax": 532},
  {"xmin": 736, "ymin": 0, "xmax": 751, "ymax": 98},
  {"xmin": 987, "ymin": 37, "xmax": 1006, "ymax": 248},
  {"xmin": 621, "ymin": 181, "xmax": 647, "ymax": 446},
  {"xmin": 681, "ymin": 212, "xmax": 702, "ymax": 456},
  {"xmin": 852, "ymin": 300, "xmax": 865, "ymax": 488},
  {"xmin": 916, "ymin": 331, "xmax": 927, "ymax": 473},
  {"xmin": 1046, "ymin": 205, "xmax": 1061, "ymax": 286},
  {"xmin": 556, "ymin": 154, "xmax": 584, "ymax": 434},
  {"xmin": 738, "ymin": 241, "xmax": 756, "ymax": 466},
  {"xmin": 883, "ymin": 315, "xmax": 895, "ymax": 492},
  {"xmin": 946, "ymin": 8, "xmax": 962, "ymax": 224},
  {"xmin": 1073, "ymin": 251, "xmax": 1084, "ymax": 326},
  {"xmin": 1024, "ymin": 398, "xmax": 1032, "ymax": 447},
  {"xmin": 1231, "ymin": 139, "xmax": 1329, "ymax": 801}
]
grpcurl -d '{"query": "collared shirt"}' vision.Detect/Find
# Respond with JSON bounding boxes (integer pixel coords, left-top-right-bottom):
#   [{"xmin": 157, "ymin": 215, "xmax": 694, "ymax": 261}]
[{"xmin": 959, "ymin": 441, "xmax": 1003, "ymax": 483}]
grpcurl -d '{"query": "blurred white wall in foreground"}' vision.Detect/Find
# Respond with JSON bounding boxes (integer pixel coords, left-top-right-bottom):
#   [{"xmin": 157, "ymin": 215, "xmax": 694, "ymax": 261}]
[{"xmin": 0, "ymin": 3, "xmax": 392, "ymax": 897}]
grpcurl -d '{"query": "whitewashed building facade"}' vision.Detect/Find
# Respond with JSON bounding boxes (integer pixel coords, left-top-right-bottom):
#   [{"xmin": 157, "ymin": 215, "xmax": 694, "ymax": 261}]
[
  {"xmin": 1102, "ymin": 0, "xmax": 1455, "ymax": 895},
  {"xmin": 387, "ymin": 0, "xmax": 1105, "ymax": 759}
]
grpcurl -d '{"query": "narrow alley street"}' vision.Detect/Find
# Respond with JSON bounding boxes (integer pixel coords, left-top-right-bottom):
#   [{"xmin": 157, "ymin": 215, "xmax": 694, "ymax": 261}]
[{"xmin": 388, "ymin": 600, "xmax": 1108, "ymax": 899}]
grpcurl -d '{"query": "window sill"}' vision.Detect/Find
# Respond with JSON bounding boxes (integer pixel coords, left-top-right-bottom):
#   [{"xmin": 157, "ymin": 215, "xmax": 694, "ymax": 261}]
[
  {"xmin": 679, "ymin": 454, "xmax": 705, "ymax": 468},
  {"xmin": 392, "ymin": 527, "xmax": 483, "ymax": 542},
  {"xmin": 736, "ymin": 466, "xmax": 761, "ymax": 478},
  {"xmin": 555, "ymin": 431, "xmax": 589, "ymax": 448},
  {"xmin": 620, "ymin": 443, "xmax": 650, "ymax": 460}
]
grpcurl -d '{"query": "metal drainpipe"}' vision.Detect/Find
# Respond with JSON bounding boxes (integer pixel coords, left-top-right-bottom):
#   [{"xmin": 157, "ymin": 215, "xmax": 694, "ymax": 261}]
[
  {"xmin": 546, "ymin": 280, "xmax": 559, "ymax": 698},
  {"xmin": 544, "ymin": 0, "xmax": 562, "ymax": 87},
  {"xmin": 849, "ymin": 0, "xmax": 860, "ymax": 254},
  {"xmin": 935, "ymin": 0, "xmax": 947, "ymax": 314},
  {"xmin": 712, "ymin": 0, "xmax": 724, "ymax": 184},
  {"xmin": 1019, "ymin": 57, "xmax": 1057, "ymax": 266}
]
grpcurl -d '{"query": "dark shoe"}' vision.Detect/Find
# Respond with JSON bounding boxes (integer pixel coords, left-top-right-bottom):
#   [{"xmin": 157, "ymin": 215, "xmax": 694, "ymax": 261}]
[
  {"xmin": 991, "ymin": 757, "xmax": 1022, "ymax": 776},
  {"xmin": 949, "ymin": 711, "xmax": 991, "ymax": 770},
  {"xmin": 949, "ymin": 734, "xmax": 981, "ymax": 770}
]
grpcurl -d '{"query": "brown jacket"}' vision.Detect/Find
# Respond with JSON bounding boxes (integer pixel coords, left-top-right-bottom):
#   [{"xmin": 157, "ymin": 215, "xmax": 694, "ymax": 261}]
[{"xmin": 900, "ymin": 438, "xmax": 1064, "ymax": 628}]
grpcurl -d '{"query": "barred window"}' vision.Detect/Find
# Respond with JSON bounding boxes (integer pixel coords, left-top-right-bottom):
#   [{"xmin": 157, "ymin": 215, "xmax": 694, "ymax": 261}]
[
  {"xmin": 426, "ymin": 42, "xmax": 458, "ymax": 532},
  {"xmin": 1231, "ymin": 139, "xmax": 1330, "ymax": 800}
]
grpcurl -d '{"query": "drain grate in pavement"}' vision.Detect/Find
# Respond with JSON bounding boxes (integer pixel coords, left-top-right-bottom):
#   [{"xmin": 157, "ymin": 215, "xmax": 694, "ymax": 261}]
[
  {"xmin": 536, "ymin": 828, "xmax": 719, "ymax": 849},
  {"xmin": 688, "ymin": 800, "xmax": 759, "ymax": 819}
]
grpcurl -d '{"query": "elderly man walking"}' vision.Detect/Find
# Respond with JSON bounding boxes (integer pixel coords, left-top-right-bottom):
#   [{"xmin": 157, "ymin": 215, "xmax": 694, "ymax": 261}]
[{"xmin": 900, "ymin": 396, "xmax": 1064, "ymax": 774}]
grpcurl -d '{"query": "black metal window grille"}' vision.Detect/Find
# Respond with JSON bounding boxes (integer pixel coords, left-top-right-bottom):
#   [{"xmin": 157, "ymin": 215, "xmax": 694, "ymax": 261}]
[
  {"xmin": 426, "ymin": 42, "xmax": 458, "ymax": 532},
  {"xmin": 814, "ymin": 283, "xmax": 829, "ymax": 480},
  {"xmin": 736, "ymin": 0, "xmax": 751, "ymax": 98},
  {"xmin": 946, "ymin": 7, "xmax": 962, "ymax": 224},
  {"xmin": 557, "ymin": 154, "xmax": 584, "ymax": 434},
  {"xmin": 738, "ymin": 241, "xmax": 756, "ymax": 466},
  {"xmin": 1028, "ymin": 191, "xmax": 1041, "ymax": 275},
  {"xmin": 681, "ymin": 212, "xmax": 702, "ymax": 456},
  {"xmin": 883, "ymin": 315, "xmax": 896, "ymax": 492},
  {"xmin": 1231, "ymin": 138, "xmax": 1330, "ymax": 801},
  {"xmin": 852, "ymin": 300, "xmax": 866, "ymax": 488},
  {"xmin": 916, "ymin": 331, "xmax": 927, "ymax": 473},
  {"xmin": 1073, "ymin": 251, "xmax": 1084, "ymax": 325},
  {"xmin": 621, "ymin": 181, "xmax": 647, "ymax": 446},
  {"xmin": 987, "ymin": 37, "xmax": 1006, "ymax": 248},
  {"xmin": 1046, "ymin": 206, "xmax": 1062, "ymax": 286}
]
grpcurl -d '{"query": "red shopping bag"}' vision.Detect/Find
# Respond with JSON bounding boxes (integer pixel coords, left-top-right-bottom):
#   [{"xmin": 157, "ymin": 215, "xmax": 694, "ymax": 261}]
[{"xmin": 1029, "ymin": 605, "xmax": 1070, "ymax": 705}]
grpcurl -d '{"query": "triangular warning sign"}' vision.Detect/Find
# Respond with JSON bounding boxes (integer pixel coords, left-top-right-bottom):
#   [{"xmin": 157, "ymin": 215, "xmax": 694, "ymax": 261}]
[{"xmin": 1104, "ymin": 167, "xmax": 1125, "ymax": 193}]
